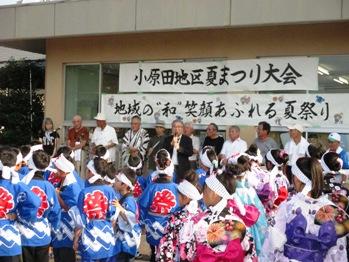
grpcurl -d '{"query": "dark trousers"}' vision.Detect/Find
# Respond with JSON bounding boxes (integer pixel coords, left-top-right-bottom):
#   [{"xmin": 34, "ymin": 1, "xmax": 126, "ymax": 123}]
[
  {"xmin": 116, "ymin": 252, "xmax": 135, "ymax": 262},
  {"xmin": 0, "ymin": 256, "xmax": 20, "ymax": 262},
  {"xmin": 22, "ymin": 245, "xmax": 49, "ymax": 262},
  {"xmin": 53, "ymin": 247, "xmax": 75, "ymax": 262},
  {"xmin": 150, "ymin": 245, "xmax": 156, "ymax": 262}
]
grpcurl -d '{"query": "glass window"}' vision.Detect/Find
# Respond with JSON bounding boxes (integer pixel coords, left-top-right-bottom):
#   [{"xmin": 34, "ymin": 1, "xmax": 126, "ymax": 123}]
[
  {"xmin": 102, "ymin": 63, "xmax": 119, "ymax": 94},
  {"xmin": 64, "ymin": 64, "xmax": 100, "ymax": 121}
]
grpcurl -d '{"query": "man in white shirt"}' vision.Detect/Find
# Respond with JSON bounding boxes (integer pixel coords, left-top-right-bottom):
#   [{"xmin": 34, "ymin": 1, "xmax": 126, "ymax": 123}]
[
  {"xmin": 284, "ymin": 124, "xmax": 309, "ymax": 166},
  {"xmin": 91, "ymin": 113, "xmax": 118, "ymax": 163},
  {"xmin": 184, "ymin": 122, "xmax": 200, "ymax": 169},
  {"xmin": 219, "ymin": 125, "xmax": 247, "ymax": 164}
]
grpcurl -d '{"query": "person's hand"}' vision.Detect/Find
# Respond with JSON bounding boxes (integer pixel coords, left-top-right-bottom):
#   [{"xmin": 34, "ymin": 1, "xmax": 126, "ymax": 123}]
[{"xmin": 7, "ymin": 213, "xmax": 17, "ymax": 221}]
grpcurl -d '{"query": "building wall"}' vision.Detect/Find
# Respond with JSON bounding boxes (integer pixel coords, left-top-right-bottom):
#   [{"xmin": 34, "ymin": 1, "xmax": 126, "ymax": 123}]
[{"xmin": 45, "ymin": 22, "xmax": 349, "ymax": 143}]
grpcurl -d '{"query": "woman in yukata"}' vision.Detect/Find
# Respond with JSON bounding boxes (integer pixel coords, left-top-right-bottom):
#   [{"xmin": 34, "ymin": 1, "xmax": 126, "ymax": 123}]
[{"xmin": 262, "ymin": 157, "xmax": 348, "ymax": 262}]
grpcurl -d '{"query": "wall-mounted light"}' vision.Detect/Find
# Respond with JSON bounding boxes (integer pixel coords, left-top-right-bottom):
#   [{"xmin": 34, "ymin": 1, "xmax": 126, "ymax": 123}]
[
  {"xmin": 318, "ymin": 66, "xmax": 329, "ymax": 75},
  {"xmin": 339, "ymin": 77, "xmax": 348, "ymax": 85},
  {"xmin": 334, "ymin": 78, "xmax": 344, "ymax": 84}
]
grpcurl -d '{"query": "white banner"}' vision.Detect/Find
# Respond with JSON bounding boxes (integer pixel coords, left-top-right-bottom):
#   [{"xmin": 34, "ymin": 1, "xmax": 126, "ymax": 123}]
[
  {"xmin": 102, "ymin": 93, "xmax": 346, "ymax": 128},
  {"xmin": 119, "ymin": 57, "xmax": 318, "ymax": 93}
]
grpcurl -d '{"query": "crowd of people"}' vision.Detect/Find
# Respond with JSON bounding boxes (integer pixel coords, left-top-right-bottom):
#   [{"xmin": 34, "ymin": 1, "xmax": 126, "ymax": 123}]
[{"xmin": 1, "ymin": 112, "xmax": 349, "ymax": 262}]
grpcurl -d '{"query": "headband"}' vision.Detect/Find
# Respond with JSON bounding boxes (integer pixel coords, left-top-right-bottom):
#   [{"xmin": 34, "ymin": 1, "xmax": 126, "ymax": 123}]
[
  {"xmin": 266, "ymin": 150, "xmax": 281, "ymax": 167},
  {"xmin": 156, "ymin": 161, "xmax": 174, "ymax": 177},
  {"xmin": 22, "ymin": 154, "xmax": 47, "ymax": 185},
  {"xmin": 127, "ymin": 160, "xmax": 143, "ymax": 171},
  {"xmin": 320, "ymin": 153, "xmax": 343, "ymax": 174},
  {"xmin": 291, "ymin": 163, "xmax": 312, "ymax": 196},
  {"xmin": 116, "ymin": 172, "xmax": 135, "ymax": 190},
  {"xmin": 87, "ymin": 160, "xmax": 102, "ymax": 184},
  {"xmin": 178, "ymin": 179, "xmax": 202, "ymax": 200},
  {"xmin": 23, "ymin": 144, "xmax": 43, "ymax": 162},
  {"xmin": 0, "ymin": 160, "xmax": 20, "ymax": 184},
  {"xmin": 104, "ymin": 175, "xmax": 115, "ymax": 184},
  {"xmin": 54, "ymin": 154, "xmax": 75, "ymax": 174}
]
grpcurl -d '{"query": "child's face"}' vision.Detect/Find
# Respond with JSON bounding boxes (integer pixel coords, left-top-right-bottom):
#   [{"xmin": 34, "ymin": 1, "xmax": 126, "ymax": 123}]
[
  {"xmin": 114, "ymin": 178, "xmax": 126, "ymax": 192},
  {"xmin": 56, "ymin": 169, "xmax": 67, "ymax": 178},
  {"xmin": 86, "ymin": 169, "xmax": 93, "ymax": 180},
  {"xmin": 45, "ymin": 122, "xmax": 53, "ymax": 130},
  {"xmin": 178, "ymin": 193, "xmax": 190, "ymax": 207},
  {"xmin": 203, "ymin": 185, "xmax": 221, "ymax": 207}
]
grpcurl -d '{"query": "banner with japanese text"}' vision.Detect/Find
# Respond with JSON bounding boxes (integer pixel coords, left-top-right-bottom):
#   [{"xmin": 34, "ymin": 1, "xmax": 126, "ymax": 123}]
[
  {"xmin": 119, "ymin": 57, "xmax": 318, "ymax": 92},
  {"xmin": 102, "ymin": 93, "xmax": 346, "ymax": 128}
]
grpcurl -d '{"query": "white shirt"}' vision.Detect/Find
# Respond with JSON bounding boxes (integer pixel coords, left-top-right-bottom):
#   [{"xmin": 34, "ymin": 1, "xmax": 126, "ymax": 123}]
[
  {"xmin": 91, "ymin": 125, "xmax": 118, "ymax": 162},
  {"xmin": 189, "ymin": 135, "xmax": 200, "ymax": 161},
  {"xmin": 171, "ymin": 135, "xmax": 181, "ymax": 165},
  {"xmin": 220, "ymin": 137, "xmax": 248, "ymax": 158},
  {"xmin": 285, "ymin": 136, "xmax": 309, "ymax": 166}
]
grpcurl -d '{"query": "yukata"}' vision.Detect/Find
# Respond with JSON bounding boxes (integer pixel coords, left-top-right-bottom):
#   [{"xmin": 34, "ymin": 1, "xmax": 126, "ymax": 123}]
[
  {"xmin": 250, "ymin": 165, "xmax": 289, "ymax": 218},
  {"xmin": 262, "ymin": 193, "xmax": 348, "ymax": 262},
  {"xmin": 235, "ymin": 178, "xmax": 268, "ymax": 255},
  {"xmin": 76, "ymin": 184, "xmax": 119, "ymax": 261},
  {"xmin": 157, "ymin": 201, "xmax": 201, "ymax": 262},
  {"xmin": 122, "ymin": 128, "xmax": 149, "ymax": 163},
  {"xmin": 189, "ymin": 198, "xmax": 259, "ymax": 262}
]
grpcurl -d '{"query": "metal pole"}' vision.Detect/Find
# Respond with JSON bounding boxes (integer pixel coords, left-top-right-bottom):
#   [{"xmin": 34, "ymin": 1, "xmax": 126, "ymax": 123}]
[{"xmin": 29, "ymin": 66, "xmax": 33, "ymax": 141}]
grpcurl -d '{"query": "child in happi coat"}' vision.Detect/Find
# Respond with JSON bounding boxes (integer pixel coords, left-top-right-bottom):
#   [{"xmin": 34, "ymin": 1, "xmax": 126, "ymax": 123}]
[
  {"xmin": 138, "ymin": 149, "xmax": 180, "ymax": 262},
  {"xmin": 262, "ymin": 149, "xmax": 290, "ymax": 217},
  {"xmin": 18, "ymin": 150, "xmax": 61, "ymax": 262},
  {"xmin": 262, "ymin": 157, "xmax": 348, "ymax": 262},
  {"xmin": 109, "ymin": 168, "xmax": 141, "ymax": 262},
  {"xmin": 51, "ymin": 154, "xmax": 82, "ymax": 262},
  {"xmin": 49, "ymin": 146, "xmax": 85, "ymax": 190},
  {"xmin": 73, "ymin": 157, "xmax": 119, "ymax": 261},
  {"xmin": 190, "ymin": 167, "xmax": 259, "ymax": 262},
  {"xmin": 225, "ymin": 156, "xmax": 268, "ymax": 256},
  {"xmin": 0, "ymin": 148, "xmax": 41, "ymax": 262},
  {"xmin": 127, "ymin": 155, "xmax": 146, "ymax": 198},
  {"xmin": 157, "ymin": 170, "xmax": 203, "ymax": 262}
]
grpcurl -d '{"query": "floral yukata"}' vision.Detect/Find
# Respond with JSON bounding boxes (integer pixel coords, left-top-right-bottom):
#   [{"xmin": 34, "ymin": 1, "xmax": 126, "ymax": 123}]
[
  {"xmin": 163, "ymin": 198, "xmax": 260, "ymax": 262},
  {"xmin": 262, "ymin": 193, "xmax": 349, "ymax": 262}
]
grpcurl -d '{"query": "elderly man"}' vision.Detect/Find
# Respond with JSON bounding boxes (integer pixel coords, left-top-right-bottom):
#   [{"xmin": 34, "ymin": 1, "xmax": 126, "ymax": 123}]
[
  {"xmin": 67, "ymin": 115, "xmax": 89, "ymax": 173},
  {"xmin": 284, "ymin": 123, "xmax": 309, "ymax": 169},
  {"xmin": 184, "ymin": 122, "xmax": 200, "ymax": 169},
  {"xmin": 146, "ymin": 120, "xmax": 166, "ymax": 174},
  {"xmin": 164, "ymin": 119, "xmax": 193, "ymax": 183},
  {"xmin": 91, "ymin": 113, "xmax": 118, "ymax": 163},
  {"xmin": 219, "ymin": 125, "xmax": 247, "ymax": 164},
  {"xmin": 327, "ymin": 132, "xmax": 349, "ymax": 169},
  {"xmin": 254, "ymin": 121, "xmax": 279, "ymax": 160},
  {"xmin": 122, "ymin": 115, "xmax": 149, "ymax": 164}
]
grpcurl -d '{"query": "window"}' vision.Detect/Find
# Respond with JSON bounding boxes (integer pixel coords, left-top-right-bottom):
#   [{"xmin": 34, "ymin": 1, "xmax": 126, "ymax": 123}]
[{"xmin": 64, "ymin": 63, "xmax": 119, "ymax": 121}]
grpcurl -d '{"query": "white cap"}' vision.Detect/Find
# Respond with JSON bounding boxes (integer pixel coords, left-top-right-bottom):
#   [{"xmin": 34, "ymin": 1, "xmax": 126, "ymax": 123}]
[
  {"xmin": 94, "ymin": 112, "xmax": 106, "ymax": 121},
  {"xmin": 328, "ymin": 132, "xmax": 341, "ymax": 142},
  {"xmin": 287, "ymin": 124, "xmax": 304, "ymax": 133}
]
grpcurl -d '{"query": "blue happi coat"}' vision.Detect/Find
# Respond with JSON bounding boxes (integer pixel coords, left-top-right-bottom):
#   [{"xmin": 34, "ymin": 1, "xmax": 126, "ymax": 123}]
[
  {"xmin": 51, "ymin": 172, "xmax": 81, "ymax": 248},
  {"xmin": 0, "ymin": 179, "xmax": 40, "ymax": 256},
  {"xmin": 17, "ymin": 174, "xmax": 61, "ymax": 247},
  {"xmin": 77, "ymin": 184, "xmax": 119, "ymax": 260},
  {"xmin": 138, "ymin": 181, "xmax": 180, "ymax": 246}
]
